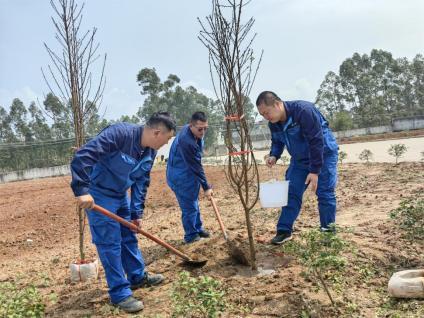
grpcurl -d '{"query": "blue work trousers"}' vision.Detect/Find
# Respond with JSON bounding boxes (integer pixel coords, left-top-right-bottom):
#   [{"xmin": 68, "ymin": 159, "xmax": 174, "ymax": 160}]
[
  {"xmin": 173, "ymin": 191, "xmax": 204, "ymax": 243},
  {"xmin": 277, "ymin": 153, "xmax": 338, "ymax": 233},
  {"xmin": 86, "ymin": 189, "xmax": 145, "ymax": 304}
]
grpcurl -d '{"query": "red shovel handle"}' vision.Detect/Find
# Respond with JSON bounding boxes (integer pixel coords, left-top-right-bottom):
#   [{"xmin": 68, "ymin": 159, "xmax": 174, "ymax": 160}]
[
  {"xmin": 210, "ymin": 197, "xmax": 228, "ymax": 240},
  {"xmin": 91, "ymin": 204, "xmax": 191, "ymax": 262}
]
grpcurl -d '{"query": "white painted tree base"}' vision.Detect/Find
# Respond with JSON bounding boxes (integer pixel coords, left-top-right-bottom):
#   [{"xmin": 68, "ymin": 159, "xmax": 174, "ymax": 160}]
[
  {"xmin": 70, "ymin": 259, "xmax": 99, "ymax": 282},
  {"xmin": 388, "ymin": 269, "xmax": 424, "ymax": 298}
]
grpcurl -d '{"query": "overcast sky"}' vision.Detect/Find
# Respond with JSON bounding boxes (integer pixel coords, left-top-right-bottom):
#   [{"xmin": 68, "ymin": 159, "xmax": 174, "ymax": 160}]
[{"xmin": 1, "ymin": 0, "xmax": 423, "ymax": 120}]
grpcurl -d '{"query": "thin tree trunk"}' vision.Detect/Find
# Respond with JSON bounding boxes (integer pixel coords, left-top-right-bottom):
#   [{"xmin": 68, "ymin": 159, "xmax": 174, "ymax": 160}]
[{"xmin": 314, "ymin": 268, "xmax": 335, "ymax": 306}]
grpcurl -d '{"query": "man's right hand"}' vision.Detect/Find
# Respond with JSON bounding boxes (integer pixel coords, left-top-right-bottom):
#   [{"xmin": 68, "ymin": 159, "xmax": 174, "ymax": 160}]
[
  {"xmin": 76, "ymin": 194, "xmax": 94, "ymax": 209},
  {"xmin": 204, "ymin": 188, "xmax": 213, "ymax": 199},
  {"xmin": 266, "ymin": 156, "xmax": 277, "ymax": 168}
]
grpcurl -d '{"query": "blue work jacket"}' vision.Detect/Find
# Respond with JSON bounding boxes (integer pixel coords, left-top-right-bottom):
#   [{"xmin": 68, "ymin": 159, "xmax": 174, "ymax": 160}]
[
  {"xmin": 269, "ymin": 100, "xmax": 338, "ymax": 174},
  {"xmin": 70, "ymin": 123, "xmax": 156, "ymax": 219},
  {"xmin": 166, "ymin": 125, "xmax": 210, "ymax": 199}
]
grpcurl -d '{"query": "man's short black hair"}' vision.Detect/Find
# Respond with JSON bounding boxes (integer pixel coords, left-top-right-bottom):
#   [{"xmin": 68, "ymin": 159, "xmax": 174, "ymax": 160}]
[
  {"xmin": 190, "ymin": 111, "xmax": 207, "ymax": 123},
  {"xmin": 256, "ymin": 91, "xmax": 282, "ymax": 107},
  {"xmin": 146, "ymin": 111, "xmax": 176, "ymax": 132}
]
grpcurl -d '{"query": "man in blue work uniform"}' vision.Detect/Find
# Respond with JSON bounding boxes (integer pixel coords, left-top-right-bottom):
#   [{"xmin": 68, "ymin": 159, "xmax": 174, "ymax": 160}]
[
  {"xmin": 70, "ymin": 112, "xmax": 176, "ymax": 313},
  {"xmin": 166, "ymin": 111, "xmax": 213, "ymax": 244},
  {"xmin": 256, "ymin": 91, "xmax": 339, "ymax": 245}
]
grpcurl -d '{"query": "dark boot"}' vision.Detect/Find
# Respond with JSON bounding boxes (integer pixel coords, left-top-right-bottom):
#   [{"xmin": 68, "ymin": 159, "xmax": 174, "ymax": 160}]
[
  {"xmin": 131, "ymin": 272, "xmax": 165, "ymax": 290},
  {"xmin": 115, "ymin": 296, "xmax": 144, "ymax": 313}
]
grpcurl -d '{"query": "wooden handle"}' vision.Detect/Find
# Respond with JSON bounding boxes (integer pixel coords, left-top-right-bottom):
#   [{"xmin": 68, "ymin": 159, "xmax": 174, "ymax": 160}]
[
  {"xmin": 92, "ymin": 204, "xmax": 191, "ymax": 261},
  {"xmin": 210, "ymin": 197, "xmax": 228, "ymax": 240}
]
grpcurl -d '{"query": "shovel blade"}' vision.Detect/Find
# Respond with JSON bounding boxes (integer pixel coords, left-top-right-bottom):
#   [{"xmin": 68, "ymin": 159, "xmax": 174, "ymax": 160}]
[{"xmin": 183, "ymin": 258, "xmax": 208, "ymax": 267}]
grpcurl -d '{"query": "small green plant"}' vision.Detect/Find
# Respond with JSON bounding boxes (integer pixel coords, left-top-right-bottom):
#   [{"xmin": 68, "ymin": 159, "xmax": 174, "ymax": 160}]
[
  {"xmin": 0, "ymin": 282, "xmax": 45, "ymax": 317},
  {"xmin": 338, "ymin": 151, "xmax": 347, "ymax": 164},
  {"xmin": 99, "ymin": 303, "xmax": 121, "ymax": 316},
  {"xmin": 390, "ymin": 197, "xmax": 424, "ymax": 240},
  {"xmin": 171, "ymin": 271, "xmax": 226, "ymax": 318},
  {"xmin": 283, "ymin": 225, "xmax": 348, "ymax": 307},
  {"xmin": 358, "ymin": 149, "xmax": 373, "ymax": 163},
  {"xmin": 387, "ymin": 144, "xmax": 407, "ymax": 165}
]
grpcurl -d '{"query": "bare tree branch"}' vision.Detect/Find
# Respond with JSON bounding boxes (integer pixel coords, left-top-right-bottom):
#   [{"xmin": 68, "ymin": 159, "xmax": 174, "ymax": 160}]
[{"xmin": 199, "ymin": 0, "xmax": 262, "ymax": 270}]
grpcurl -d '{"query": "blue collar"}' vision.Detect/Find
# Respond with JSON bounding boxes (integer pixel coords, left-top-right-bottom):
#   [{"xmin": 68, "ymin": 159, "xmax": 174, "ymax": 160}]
[{"xmin": 136, "ymin": 125, "xmax": 147, "ymax": 156}]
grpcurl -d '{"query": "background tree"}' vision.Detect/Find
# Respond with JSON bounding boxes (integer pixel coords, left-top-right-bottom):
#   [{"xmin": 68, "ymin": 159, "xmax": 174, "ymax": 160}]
[
  {"xmin": 316, "ymin": 50, "xmax": 424, "ymax": 130},
  {"xmin": 43, "ymin": 0, "xmax": 106, "ymax": 262},
  {"xmin": 136, "ymin": 67, "xmax": 222, "ymax": 149},
  {"xmin": 0, "ymin": 106, "xmax": 16, "ymax": 143},
  {"xmin": 387, "ymin": 144, "xmax": 407, "ymax": 165},
  {"xmin": 316, "ymin": 71, "xmax": 345, "ymax": 122},
  {"xmin": 43, "ymin": 93, "xmax": 73, "ymax": 139},
  {"xmin": 28, "ymin": 102, "xmax": 52, "ymax": 141},
  {"xmin": 9, "ymin": 98, "xmax": 33, "ymax": 142}
]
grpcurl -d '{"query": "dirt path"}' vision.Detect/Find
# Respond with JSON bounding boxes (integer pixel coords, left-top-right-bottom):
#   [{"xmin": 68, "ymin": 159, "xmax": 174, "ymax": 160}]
[{"xmin": 0, "ymin": 163, "xmax": 423, "ymax": 317}]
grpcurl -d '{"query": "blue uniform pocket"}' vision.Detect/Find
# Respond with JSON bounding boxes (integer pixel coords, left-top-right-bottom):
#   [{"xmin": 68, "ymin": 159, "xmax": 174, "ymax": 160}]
[
  {"xmin": 86, "ymin": 209, "xmax": 121, "ymax": 245},
  {"xmin": 285, "ymin": 125, "xmax": 309, "ymax": 160}
]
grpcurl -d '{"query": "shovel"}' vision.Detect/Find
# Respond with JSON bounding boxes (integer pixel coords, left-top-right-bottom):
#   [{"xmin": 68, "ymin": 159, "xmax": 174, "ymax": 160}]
[
  {"xmin": 92, "ymin": 204, "xmax": 207, "ymax": 267},
  {"xmin": 209, "ymin": 197, "xmax": 249, "ymax": 265}
]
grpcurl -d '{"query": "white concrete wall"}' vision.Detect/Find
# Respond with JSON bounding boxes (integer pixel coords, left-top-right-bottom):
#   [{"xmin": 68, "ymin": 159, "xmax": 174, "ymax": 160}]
[
  {"xmin": 392, "ymin": 116, "xmax": 424, "ymax": 131},
  {"xmin": 333, "ymin": 125, "xmax": 392, "ymax": 138},
  {"xmin": 0, "ymin": 165, "xmax": 70, "ymax": 183}
]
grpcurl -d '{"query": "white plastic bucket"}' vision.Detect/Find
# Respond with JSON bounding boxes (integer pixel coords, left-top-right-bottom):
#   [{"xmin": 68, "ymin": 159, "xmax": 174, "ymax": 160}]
[{"xmin": 259, "ymin": 180, "xmax": 289, "ymax": 208}]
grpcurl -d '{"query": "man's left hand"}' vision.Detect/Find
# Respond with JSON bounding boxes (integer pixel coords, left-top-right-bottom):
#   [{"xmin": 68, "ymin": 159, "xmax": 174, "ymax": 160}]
[
  {"xmin": 204, "ymin": 188, "xmax": 213, "ymax": 199},
  {"xmin": 305, "ymin": 173, "xmax": 318, "ymax": 193}
]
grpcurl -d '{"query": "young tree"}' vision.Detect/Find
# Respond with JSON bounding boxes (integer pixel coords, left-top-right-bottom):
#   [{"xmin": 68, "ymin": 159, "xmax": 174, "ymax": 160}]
[
  {"xmin": 283, "ymin": 227, "xmax": 348, "ymax": 306},
  {"xmin": 199, "ymin": 0, "xmax": 262, "ymax": 269},
  {"xmin": 358, "ymin": 149, "xmax": 373, "ymax": 164},
  {"xmin": 387, "ymin": 144, "xmax": 407, "ymax": 165},
  {"xmin": 43, "ymin": 0, "xmax": 106, "ymax": 261},
  {"xmin": 338, "ymin": 151, "xmax": 347, "ymax": 164}
]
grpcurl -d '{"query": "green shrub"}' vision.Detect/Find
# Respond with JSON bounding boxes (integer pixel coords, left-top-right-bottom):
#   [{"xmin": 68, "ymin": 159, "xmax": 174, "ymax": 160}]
[
  {"xmin": 0, "ymin": 282, "xmax": 45, "ymax": 317},
  {"xmin": 283, "ymin": 226, "xmax": 348, "ymax": 306},
  {"xmin": 387, "ymin": 144, "xmax": 407, "ymax": 164},
  {"xmin": 358, "ymin": 149, "xmax": 373, "ymax": 163},
  {"xmin": 338, "ymin": 151, "xmax": 347, "ymax": 164},
  {"xmin": 171, "ymin": 271, "xmax": 226, "ymax": 318},
  {"xmin": 390, "ymin": 198, "xmax": 424, "ymax": 241}
]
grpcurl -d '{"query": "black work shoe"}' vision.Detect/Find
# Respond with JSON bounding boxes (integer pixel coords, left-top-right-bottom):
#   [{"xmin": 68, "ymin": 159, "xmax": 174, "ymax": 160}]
[
  {"xmin": 115, "ymin": 296, "xmax": 144, "ymax": 313},
  {"xmin": 320, "ymin": 226, "xmax": 336, "ymax": 233},
  {"xmin": 198, "ymin": 230, "xmax": 211, "ymax": 238},
  {"xmin": 131, "ymin": 272, "xmax": 165, "ymax": 290},
  {"xmin": 185, "ymin": 234, "xmax": 201, "ymax": 244},
  {"xmin": 271, "ymin": 231, "xmax": 292, "ymax": 245}
]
